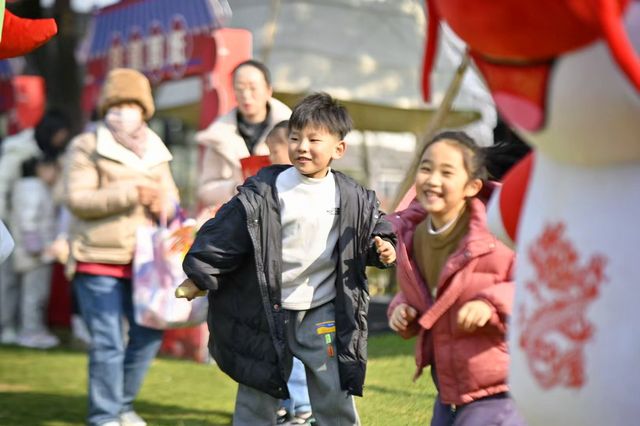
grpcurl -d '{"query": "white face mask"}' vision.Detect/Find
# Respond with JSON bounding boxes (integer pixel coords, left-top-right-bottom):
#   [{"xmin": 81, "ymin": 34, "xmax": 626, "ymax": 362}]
[{"xmin": 106, "ymin": 106, "xmax": 144, "ymax": 134}]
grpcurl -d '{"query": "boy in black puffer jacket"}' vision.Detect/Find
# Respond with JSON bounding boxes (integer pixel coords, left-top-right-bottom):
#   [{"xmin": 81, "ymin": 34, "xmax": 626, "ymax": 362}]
[{"xmin": 178, "ymin": 93, "xmax": 396, "ymax": 426}]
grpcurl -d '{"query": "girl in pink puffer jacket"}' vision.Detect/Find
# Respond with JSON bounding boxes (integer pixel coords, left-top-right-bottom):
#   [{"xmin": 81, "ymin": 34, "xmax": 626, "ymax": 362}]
[{"xmin": 387, "ymin": 131, "xmax": 526, "ymax": 426}]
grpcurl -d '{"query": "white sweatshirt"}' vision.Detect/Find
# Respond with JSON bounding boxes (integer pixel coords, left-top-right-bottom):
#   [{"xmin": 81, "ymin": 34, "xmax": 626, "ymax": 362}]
[{"xmin": 276, "ymin": 167, "xmax": 340, "ymax": 310}]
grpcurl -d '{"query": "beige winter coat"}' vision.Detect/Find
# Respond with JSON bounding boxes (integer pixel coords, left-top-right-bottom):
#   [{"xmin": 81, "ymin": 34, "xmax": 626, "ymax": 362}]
[
  {"xmin": 64, "ymin": 124, "xmax": 178, "ymax": 265},
  {"xmin": 195, "ymin": 97, "xmax": 291, "ymax": 208}
]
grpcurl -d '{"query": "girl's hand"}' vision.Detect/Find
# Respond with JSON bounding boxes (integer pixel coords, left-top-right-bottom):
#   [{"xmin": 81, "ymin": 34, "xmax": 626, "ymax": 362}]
[
  {"xmin": 457, "ymin": 300, "xmax": 493, "ymax": 332},
  {"xmin": 389, "ymin": 303, "xmax": 418, "ymax": 334},
  {"xmin": 374, "ymin": 236, "xmax": 396, "ymax": 265}
]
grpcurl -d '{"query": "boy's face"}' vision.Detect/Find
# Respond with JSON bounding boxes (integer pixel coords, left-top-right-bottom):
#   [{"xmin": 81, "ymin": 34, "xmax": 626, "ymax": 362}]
[
  {"xmin": 288, "ymin": 125, "xmax": 346, "ymax": 179},
  {"xmin": 266, "ymin": 129, "xmax": 291, "ymax": 165}
]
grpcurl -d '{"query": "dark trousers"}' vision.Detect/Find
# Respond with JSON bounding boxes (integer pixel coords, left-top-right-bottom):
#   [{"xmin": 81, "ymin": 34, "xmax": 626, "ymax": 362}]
[{"xmin": 431, "ymin": 393, "xmax": 527, "ymax": 426}]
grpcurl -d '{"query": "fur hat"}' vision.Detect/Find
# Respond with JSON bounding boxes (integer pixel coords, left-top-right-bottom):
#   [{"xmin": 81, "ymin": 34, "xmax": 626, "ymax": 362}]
[{"xmin": 98, "ymin": 68, "xmax": 155, "ymax": 119}]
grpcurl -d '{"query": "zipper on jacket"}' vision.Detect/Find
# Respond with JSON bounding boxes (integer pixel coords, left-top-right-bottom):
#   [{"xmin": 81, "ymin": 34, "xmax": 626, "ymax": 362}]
[{"xmin": 241, "ymin": 204, "xmax": 288, "ymax": 394}]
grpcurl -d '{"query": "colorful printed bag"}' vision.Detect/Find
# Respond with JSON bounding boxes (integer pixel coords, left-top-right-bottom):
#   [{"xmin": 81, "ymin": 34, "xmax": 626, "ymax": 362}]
[{"xmin": 133, "ymin": 217, "xmax": 207, "ymax": 329}]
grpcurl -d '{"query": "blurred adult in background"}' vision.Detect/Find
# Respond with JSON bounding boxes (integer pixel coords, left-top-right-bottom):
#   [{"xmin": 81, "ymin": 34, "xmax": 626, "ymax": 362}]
[
  {"xmin": 64, "ymin": 68, "xmax": 179, "ymax": 426},
  {"xmin": 195, "ymin": 59, "xmax": 291, "ymax": 211}
]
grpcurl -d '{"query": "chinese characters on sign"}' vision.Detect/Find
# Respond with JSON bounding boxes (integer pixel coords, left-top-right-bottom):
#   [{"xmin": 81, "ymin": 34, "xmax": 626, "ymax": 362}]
[{"xmin": 107, "ymin": 14, "xmax": 190, "ymax": 82}]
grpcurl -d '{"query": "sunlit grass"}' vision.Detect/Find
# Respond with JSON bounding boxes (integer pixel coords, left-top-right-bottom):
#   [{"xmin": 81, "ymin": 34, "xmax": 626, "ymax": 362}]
[{"xmin": 0, "ymin": 332, "xmax": 435, "ymax": 425}]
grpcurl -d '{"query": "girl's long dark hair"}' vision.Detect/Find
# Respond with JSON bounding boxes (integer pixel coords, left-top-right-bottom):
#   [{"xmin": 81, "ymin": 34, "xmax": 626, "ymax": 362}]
[{"xmin": 421, "ymin": 130, "xmax": 531, "ymax": 182}]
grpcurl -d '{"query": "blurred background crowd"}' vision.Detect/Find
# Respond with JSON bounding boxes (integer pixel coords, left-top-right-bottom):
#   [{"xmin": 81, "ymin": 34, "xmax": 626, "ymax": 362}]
[{"xmin": 0, "ymin": 0, "xmax": 527, "ymax": 352}]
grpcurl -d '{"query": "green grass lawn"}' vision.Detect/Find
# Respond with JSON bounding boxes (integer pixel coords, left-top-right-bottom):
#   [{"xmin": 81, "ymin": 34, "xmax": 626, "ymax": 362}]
[{"xmin": 0, "ymin": 333, "xmax": 436, "ymax": 425}]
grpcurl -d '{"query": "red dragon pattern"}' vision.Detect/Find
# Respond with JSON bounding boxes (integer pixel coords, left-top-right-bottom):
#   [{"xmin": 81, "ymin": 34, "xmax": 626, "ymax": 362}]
[{"xmin": 518, "ymin": 222, "xmax": 607, "ymax": 389}]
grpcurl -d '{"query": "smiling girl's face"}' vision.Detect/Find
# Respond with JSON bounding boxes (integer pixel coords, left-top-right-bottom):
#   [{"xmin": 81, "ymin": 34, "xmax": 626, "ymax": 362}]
[{"xmin": 415, "ymin": 139, "xmax": 482, "ymax": 229}]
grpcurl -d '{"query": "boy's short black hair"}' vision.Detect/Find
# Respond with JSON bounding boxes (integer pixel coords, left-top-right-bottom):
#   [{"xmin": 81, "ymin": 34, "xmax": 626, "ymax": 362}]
[
  {"xmin": 232, "ymin": 59, "xmax": 271, "ymax": 87},
  {"xmin": 289, "ymin": 92, "xmax": 353, "ymax": 139}
]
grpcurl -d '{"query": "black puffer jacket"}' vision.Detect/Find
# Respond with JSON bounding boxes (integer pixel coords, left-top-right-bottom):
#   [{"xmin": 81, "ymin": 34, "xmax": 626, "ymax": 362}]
[{"xmin": 183, "ymin": 165, "xmax": 396, "ymax": 398}]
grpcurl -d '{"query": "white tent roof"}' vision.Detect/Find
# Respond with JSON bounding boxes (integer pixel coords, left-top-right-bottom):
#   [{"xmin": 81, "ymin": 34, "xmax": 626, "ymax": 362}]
[{"xmin": 228, "ymin": 0, "xmax": 496, "ymax": 142}]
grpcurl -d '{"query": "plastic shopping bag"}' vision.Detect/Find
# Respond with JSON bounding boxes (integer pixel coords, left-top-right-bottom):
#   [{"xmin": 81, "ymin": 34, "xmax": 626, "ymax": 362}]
[{"xmin": 133, "ymin": 218, "xmax": 207, "ymax": 329}]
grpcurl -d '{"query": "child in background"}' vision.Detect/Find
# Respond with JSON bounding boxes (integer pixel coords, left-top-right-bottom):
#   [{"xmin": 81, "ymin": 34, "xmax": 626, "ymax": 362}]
[
  {"xmin": 178, "ymin": 93, "xmax": 397, "ymax": 426},
  {"xmin": 265, "ymin": 119, "xmax": 314, "ymax": 425},
  {"xmin": 265, "ymin": 120, "xmax": 291, "ymax": 166},
  {"xmin": 387, "ymin": 131, "xmax": 525, "ymax": 426},
  {"xmin": 9, "ymin": 155, "xmax": 59, "ymax": 348}
]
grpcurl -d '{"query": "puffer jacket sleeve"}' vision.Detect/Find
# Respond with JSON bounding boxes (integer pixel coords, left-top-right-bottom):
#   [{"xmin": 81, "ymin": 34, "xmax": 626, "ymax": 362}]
[
  {"xmin": 183, "ymin": 197, "xmax": 251, "ymax": 292},
  {"xmin": 366, "ymin": 206, "xmax": 397, "ymax": 268},
  {"xmin": 474, "ymin": 250, "xmax": 516, "ymax": 332},
  {"xmin": 387, "ymin": 290, "xmax": 408, "ymax": 317},
  {"xmin": 64, "ymin": 135, "xmax": 139, "ymax": 220}
]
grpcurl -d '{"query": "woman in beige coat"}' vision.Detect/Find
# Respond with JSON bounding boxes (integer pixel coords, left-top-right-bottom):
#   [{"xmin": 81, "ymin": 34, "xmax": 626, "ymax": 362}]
[
  {"xmin": 195, "ymin": 59, "xmax": 291, "ymax": 210},
  {"xmin": 64, "ymin": 68, "xmax": 178, "ymax": 426}
]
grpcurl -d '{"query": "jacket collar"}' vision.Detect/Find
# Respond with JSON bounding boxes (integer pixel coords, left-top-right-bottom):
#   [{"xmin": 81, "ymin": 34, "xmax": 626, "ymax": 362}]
[
  {"xmin": 417, "ymin": 197, "xmax": 498, "ymax": 330},
  {"xmin": 194, "ymin": 98, "xmax": 292, "ymax": 164},
  {"xmin": 95, "ymin": 124, "xmax": 172, "ymax": 172},
  {"xmin": 238, "ymin": 166, "xmax": 362, "ymax": 221}
]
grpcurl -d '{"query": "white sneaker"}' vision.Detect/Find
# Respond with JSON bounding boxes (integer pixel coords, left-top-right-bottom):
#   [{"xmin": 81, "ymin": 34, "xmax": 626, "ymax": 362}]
[
  {"xmin": 0, "ymin": 327, "xmax": 17, "ymax": 344},
  {"xmin": 119, "ymin": 411, "xmax": 147, "ymax": 426},
  {"xmin": 17, "ymin": 331, "xmax": 60, "ymax": 349}
]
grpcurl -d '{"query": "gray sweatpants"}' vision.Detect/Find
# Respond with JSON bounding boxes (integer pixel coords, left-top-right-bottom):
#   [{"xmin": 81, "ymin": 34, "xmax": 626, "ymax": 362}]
[{"xmin": 233, "ymin": 301, "xmax": 360, "ymax": 426}]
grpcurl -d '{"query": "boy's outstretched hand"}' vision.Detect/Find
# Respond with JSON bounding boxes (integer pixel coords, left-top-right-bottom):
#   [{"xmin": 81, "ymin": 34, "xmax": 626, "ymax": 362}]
[
  {"xmin": 457, "ymin": 300, "xmax": 493, "ymax": 332},
  {"xmin": 175, "ymin": 279, "xmax": 208, "ymax": 301},
  {"xmin": 374, "ymin": 236, "xmax": 396, "ymax": 266}
]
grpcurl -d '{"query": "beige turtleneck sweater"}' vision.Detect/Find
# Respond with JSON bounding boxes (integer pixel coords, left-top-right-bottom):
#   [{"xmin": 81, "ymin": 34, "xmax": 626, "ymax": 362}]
[{"xmin": 412, "ymin": 206, "xmax": 470, "ymax": 298}]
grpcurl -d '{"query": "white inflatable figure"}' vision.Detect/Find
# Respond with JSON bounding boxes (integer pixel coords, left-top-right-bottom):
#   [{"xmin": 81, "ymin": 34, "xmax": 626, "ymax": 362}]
[
  {"xmin": 420, "ymin": 1, "xmax": 640, "ymax": 424},
  {"xmin": 0, "ymin": 220, "xmax": 14, "ymax": 263}
]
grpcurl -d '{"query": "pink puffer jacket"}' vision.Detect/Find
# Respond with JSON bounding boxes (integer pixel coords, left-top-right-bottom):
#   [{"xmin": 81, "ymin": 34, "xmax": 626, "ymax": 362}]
[{"xmin": 387, "ymin": 195, "xmax": 515, "ymax": 405}]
